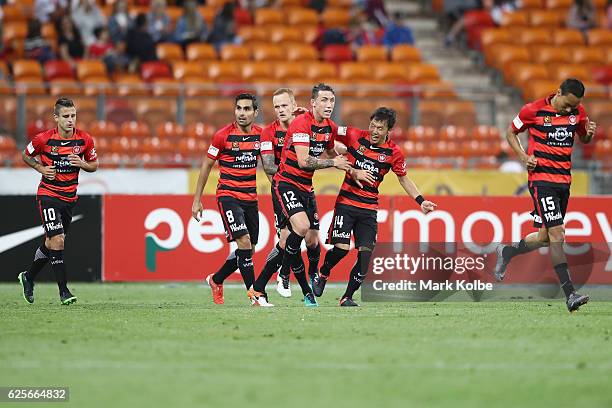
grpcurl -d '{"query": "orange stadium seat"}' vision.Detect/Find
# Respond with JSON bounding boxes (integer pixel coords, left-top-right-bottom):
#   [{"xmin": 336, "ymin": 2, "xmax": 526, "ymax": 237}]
[
  {"xmin": 340, "ymin": 100, "xmax": 379, "ymax": 129},
  {"xmin": 49, "ymin": 79, "xmax": 81, "ymax": 96},
  {"xmin": 587, "ymin": 29, "xmax": 612, "ymax": 46},
  {"xmin": 529, "ymin": 10, "xmax": 562, "ymax": 27},
  {"xmin": 156, "ymin": 122, "xmax": 184, "ymax": 139},
  {"xmin": 84, "ymin": 79, "xmax": 111, "ymax": 100},
  {"xmin": 202, "ymin": 99, "xmax": 238, "ymax": 128},
  {"xmin": 390, "ymin": 45, "xmax": 421, "ymax": 62},
  {"xmin": 418, "ymin": 101, "xmax": 444, "ymax": 128},
  {"xmin": 406, "ymin": 64, "xmax": 439, "ymax": 82},
  {"xmin": 572, "ymin": 46, "xmax": 605, "ymax": 68},
  {"xmin": 286, "ymin": 8, "xmax": 319, "ymax": 25},
  {"xmin": 480, "ymin": 28, "xmax": 513, "ymax": 49},
  {"xmin": 1, "ymin": 5, "xmax": 28, "ymax": 22},
  {"xmin": 473, "ymin": 125, "xmax": 501, "ymax": 141},
  {"xmin": 339, "ymin": 62, "xmax": 371, "ymax": 81},
  {"xmin": 76, "ymin": 60, "xmax": 107, "ymax": 81},
  {"xmin": 500, "ymin": 10, "xmax": 529, "ymax": 27},
  {"xmin": 327, "ymin": 0, "xmax": 353, "ymax": 7},
  {"xmin": 197, "ymin": 6, "xmax": 215, "ymax": 25},
  {"xmin": 322, "ymin": 45, "xmax": 353, "ymax": 63},
  {"xmin": 14, "ymin": 79, "xmax": 46, "ymax": 95},
  {"xmin": 136, "ymin": 98, "xmax": 176, "ymax": 127},
  {"xmin": 518, "ymin": 28, "xmax": 552, "ymax": 46},
  {"xmin": 141, "ymin": 137, "xmax": 173, "ymax": 154},
  {"xmin": 406, "ymin": 126, "xmax": 437, "ymax": 142},
  {"xmin": 172, "ymin": 61, "xmax": 207, "ymax": 81},
  {"xmin": 592, "ymin": 66, "xmax": 612, "ymax": 85},
  {"xmin": 530, "ymin": 45, "xmax": 571, "ymax": 64},
  {"xmin": 178, "ymin": 137, "xmax": 208, "ymax": 157},
  {"xmin": 0, "ymin": 135, "xmax": 17, "ymax": 152},
  {"xmin": 206, "ymin": 0, "xmax": 231, "ymax": 7},
  {"xmin": 41, "ymin": 23, "xmax": 57, "ymax": 42},
  {"xmin": 420, "ymin": 81, "xmax": 458, "ymax": 99},
  {"xmin": 511, "ymin": 63, "xmax": 549, "ymax": 88},
  {"xmin": 545, "ymin": 0, "xmax": 573, "ymax": 9},
  {"xmin": 439, "ymin": 125, "xmax": 468, "ymax": 141},
  {"xmin": 241, "ymin": 62, "xmax": 274, "ymax": 82},
  {"xmin": 183, "ymin": 78, "xmax": 216, "ymax": 97},
  {"xmin": 356, "ymin": 46, "xmax": 387, "ymax": 62},
  {"xmin": 110, "ymin": 137, "xmax": 141, "ymax": 154},
  {"xmin": 254, "ymin": 8, "xmax": 284, "ymax": 25},
  {"xmin": 582, "ymin": 81, "xmax": 608, "ymax": 99},
  {"xmin": 274, "ymin": 62, "xmax": 306, "ymax": 80},
  {"xmin": 604, "ymin": 47, "xmax": 612, "ymax": 64},
  {"xmin": 524, "ymin": 80, "xmax": 559, "ymax": 101},
  {"xmin": 552, "ymin": 29, "xmax": 584, "ymax": 46},
  {"xmin": 166, "ymin": 6, "xmax": 183, "ymax": 22},
  {"xmin": 151, "ymin": 79, "xmax": 180, "ymax": 97},
  {"xmin": 140, "ymin": 62, "xmax": 172, "ymax": 82},
  {"xmin": 120, "ymin": 120, "xmax": 151, "ymax": 138},
  {"xmin": 44, "ymin": 60, "xmax": 74, "ymax": 81},
  {"xmin": 116, "ymin": 75, "xmax": 150, "ymax": 96},
  {"xmin": 490, "ymin": 45, "xmax": 530, "ymax": 72},
  {"xmin": 156, "ymin": 43, "xmax": 184, "ymax": 63},
  {"xmin": 521, "ymin": 0, "xmax": 543, "ymax": 9},
  {"xmin": 445, "ymin": 101, "xmax": 477, "ymax": 128},
  {"xmin": 301, "ymin": 25, "xmax": 321, "ymax": 44},
  {"xmin": 89, "ymin": 120, "xmax": 118, "ymax": 138},
  {"xmin": 374, "ymin": 63, "xmax": 409, "ymax": 82},
  {"xmin": 186, "ymin": 43, "xmax": 217, "ymax": 62},
  {"xmin": 220, "ymin": 44, "xmax": 251, "ymax": 61},
  {"xmin": 549, "ymin": 64, "xmax": 591, "ymax": 82},
  {"xmin": 269, "ymin": 26, "xmax": 303, "ymax": 44},
  {"xmin": 305, "ymin": 62, "xmax": 337, "ymax": 79},
  {"xmin": 238, "ymin": 26, "xmax": 268, "ymax": 44},
  {"xmin": 207, "ymin": 62, "xmax": 241, "ymax": 82},
  {"xmin": 186, "ymin": 122, "xmax": 215, "ymax": 139},
  {"xmin": 286, "ymin": 44, "xmax": 319, "ymax": 62},
  {"xmin": 321, "ymin": 8, "xmax": 350, "ymax": 27},
  {"xmin": 587, "ymin": 101, "xmax": 612, "ymax": 130},
  {"xmin": 3, "ymin": 22, "xmax": 27, "ymax": 42},
  {"xmin": 252, "ymin": 44, "xmax": 284, "ymax": 62},
  {"xmin": 12, "ymin": 59, "xmax": 42, "ymax": 81},
  {"xmin": 277, "ymin": 0, "xmax": 302, "ymax": 6}
]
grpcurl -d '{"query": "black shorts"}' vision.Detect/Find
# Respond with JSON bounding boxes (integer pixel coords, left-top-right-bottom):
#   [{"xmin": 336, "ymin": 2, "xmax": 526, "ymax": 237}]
[
  {"xmin": 273, "ymin": 181, "xmax": 319, "ymax": 231},
  {"xmin": 217, "ymin": 196, "xmax": 259, "ymax": 244},
  {"xmin": 37, "ymin": 196, "xmax": 76, "ymax": 238},
  {"xmin": 326, "ymin": 203, "xmax": 377, "ymax": 248},
  {"xmin": 529, "ymin": 183, "xmax": 570, "ymax": 228}
]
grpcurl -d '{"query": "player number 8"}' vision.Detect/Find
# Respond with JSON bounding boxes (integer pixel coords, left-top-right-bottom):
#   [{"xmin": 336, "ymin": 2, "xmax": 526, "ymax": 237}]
[{"xmin": 225, "ymin": 210, "xmax": 234, "ymax": 223}]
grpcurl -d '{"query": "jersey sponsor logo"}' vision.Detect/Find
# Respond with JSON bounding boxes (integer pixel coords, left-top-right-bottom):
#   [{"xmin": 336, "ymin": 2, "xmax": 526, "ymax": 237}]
[
  {"xmin": 550, "ymin": 127, "xmax": 572, "ymax": 142},
  {"xmin": 293, "ymin": 133, "xmax": 309, "ymax": 143},
  {"xmin": 207, "ymin": 145, "xmax": 219, "ymax": 157},
  {"xmin": 543, "ymin": 116, "xmax": 552, "ymax": 126},
  {"xmin": 513, "ymin": 115, "xmax": 524, "ymax": 129},
  {"xmin": 310, "ymin": 144, "xmax": 326, "ymax": 155},
  {"xmin": 285, "ymin": 200, "xmax": 303, "ymax": 210},
  {"xmin": 46, "ymin": 221, "xmax": 64, "ymax": 231},
  {"xmin": 235, "ymin": 152, "xmax": 257, "ymax": 163},
  {"xmin": 332, "ymin": 230, "xmax": 351, "ymax": 239},
  {"xmin": 356, "ymin": 158, "xmax": 380, "ymax": 174},
  {"xmin": 544, "ymin": 211, "xmax": 562, "ymax": 223},
  {"xmin": 261, "ymin": 141, "xmax": 273, "ymax": 151},
  {"xmin": 229, "ymin": 222, "xmax": 247, "ymax": 233},
  {"xmin": 569, "ymin": 115, "xmax": 577, "ymax": 125}
]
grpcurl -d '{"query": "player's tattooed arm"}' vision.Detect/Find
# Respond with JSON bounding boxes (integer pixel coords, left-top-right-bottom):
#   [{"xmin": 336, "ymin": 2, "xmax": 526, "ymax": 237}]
[
  {"xmin": 261, "ymin": 154, "xmax": 278, "ymax": 176},
  {"xmin": 22, "ymin": 151, "xmax": 56, "ymax": 180},
  {"xmin": 303, "ymin": 155, "xmax": 335, "ymax": 170}
]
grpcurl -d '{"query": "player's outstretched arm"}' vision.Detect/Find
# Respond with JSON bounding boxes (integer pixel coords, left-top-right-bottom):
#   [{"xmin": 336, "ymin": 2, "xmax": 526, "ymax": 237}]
[
  {"xmin": 398, "ymin": 175, "xmax": 436, "ymax": 214},
  {"xmin": 22, "ymin": 150, "xmax": 56, "ymax": 180},
  {"xmin": 505, "ymin": 126, "xmax": 536, "ymax": 171},
  {"xmin": 295, "ymin": 145, "xmax": 351, "ymax": 171},
  {"xmin": 191, "ymin": 157, "xmax": 215, "ymax": 221}
]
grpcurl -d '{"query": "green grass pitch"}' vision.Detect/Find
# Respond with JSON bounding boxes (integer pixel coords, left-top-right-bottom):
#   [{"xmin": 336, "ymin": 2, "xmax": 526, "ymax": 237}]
[{"xmin": 1, "ymin": 283, "xmax": 612, "ymax": 408}]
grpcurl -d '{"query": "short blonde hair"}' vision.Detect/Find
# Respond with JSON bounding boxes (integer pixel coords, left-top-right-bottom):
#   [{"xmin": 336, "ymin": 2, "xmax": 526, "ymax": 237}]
[{"xmin": 273, "ymin": 88, "xmax": 295, "ymax": 101}]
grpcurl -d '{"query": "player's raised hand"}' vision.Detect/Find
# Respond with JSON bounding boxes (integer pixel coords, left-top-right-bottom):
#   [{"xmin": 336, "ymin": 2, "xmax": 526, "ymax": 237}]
[
  {"xmin": 521, "ymin": 154, "xmax": 537, "ymax": 171},
  {"xmin": 352, "ymin": 169, "xmax": 376, "ymax": 187},
  {"xmin": 587, "ymin": 120, "xmax": 597, "ymax": 137},
  {"xmin": 67, "ymin": 154, "xmax": 83, "ymax": 168},
  {"xmin": 40, "ymin": 165, "xmax": 56, "ymax": 180},
  {"xmin": 192, "ymin": 200, "xmax": 203, "ymax": 221},
  {"xmin": 421, "ymin": 200, "xmax": 436, "ymax": 214},
  {"xmin": 333, "ymin": 155, "xmax": 351, "ymax": 171}
]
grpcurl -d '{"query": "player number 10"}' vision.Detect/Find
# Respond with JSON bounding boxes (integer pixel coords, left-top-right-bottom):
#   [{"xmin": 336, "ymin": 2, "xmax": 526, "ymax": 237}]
[{"xmin": 43, "ymin": 208, "xmax": 56, "ymax": 222}]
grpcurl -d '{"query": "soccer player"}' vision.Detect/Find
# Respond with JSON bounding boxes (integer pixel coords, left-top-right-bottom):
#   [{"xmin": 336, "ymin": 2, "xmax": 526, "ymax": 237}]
[
  {"xmin": 312, "ymin": 107, "xmax": 436, "ymax": 306},
  {"xmin": 265, "ymin": 83, "xmax": 351, "ymax": 307},
  {"xmin": 192, "ymin": 93, "xmax": 264, "ymax": 306},
  {"xmin": 493, "ymin": 78, "xmax": 597, "ymax": 312},
  {"xmin": 251, "ymin": 88, "xmax": 322, "ymax": 302},
  {"xmin": 18, "ymin": 97, "xmax": 99, "ymax": 305}
]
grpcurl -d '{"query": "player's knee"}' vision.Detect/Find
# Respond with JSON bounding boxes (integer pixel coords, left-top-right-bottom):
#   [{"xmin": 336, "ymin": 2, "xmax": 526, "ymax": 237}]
[
  {"xmin": 292, "ymin": 221, "xmax": 309, "ymax": 237},
  {"xmin": 304, "ymin": 233, "xmax": 319, "ymax": 248},
  {"xmin": 47, "ymin": 235, "xmax": 65, "ymax": 250},
  {"xmin": 548, "ymin": 226, "xmax": 565, "ymax": 243},
  {"xmin": 235, "ymin": 234, "xmax": 251, "ymax": 249}
]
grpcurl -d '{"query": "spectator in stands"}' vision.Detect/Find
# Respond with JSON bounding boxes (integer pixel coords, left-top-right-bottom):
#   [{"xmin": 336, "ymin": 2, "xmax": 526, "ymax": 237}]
[
  {"xmin": 35, "ymin": 0, "xmax": 69, "ymax": 25},
  {"xmin": 607, "ymin": 0, "xmax": 612, "ymax": 29},
  {"xmin": 173, "ymin": 0, "xmax": 208, "ymax": 49},
  {"xmin": 445, "ymin": 0, "xmax": 516, "ymax": 46},
  {"xmin": 308, "ymin": 0, "xmax": 326, "ymax": 13},
  {"xmin": 363, "ymin": 0, "xmax": 389, "ymax": 26},
  {"xmin": 126, "ymin": 13, "xmax": 157, "ymax": 72},
  {"xmin": 348, "ymin": 12, "xmax": 382, "ymax": 47},
  {"xmin": 566, "ymin": 0, "xmax": 598, "ymax": 35},
  {"xmin": 382, "ymin": 15, "xmax": 415, "ymax": 47},
  {"xmin": 147, "ymin": 0, "xmax": 172, "ymax": 43},
  {"xmin": 89, "ymin": 26, "xmax": 119, "ymax": 73},
  {"xmin": 24, "ymin": 19, "xmax": 55, "ymax": 64},
  {"xmin": 72, "ymin": 0, "xmax": 107, "ymax": 47},
  {"xmin": 108, "ymin": 0, "xmax": 131, "ymax": 45},
  {"xmin": 58, "ymin": 15, "xmax": 86, "ymax": 69},
  {"xmin": 207, "ymin": 2, "xmax": 236, "ymax": 51}
]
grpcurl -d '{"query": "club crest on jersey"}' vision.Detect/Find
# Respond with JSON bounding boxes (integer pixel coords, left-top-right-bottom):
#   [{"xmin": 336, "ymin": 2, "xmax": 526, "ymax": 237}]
[
  {"xmin": 569, "ymin": 115, "xmax": 577, "ymax": 125},
  {"xmin": 50, "ymin": 146, "xmax": 59, "ymax": 155},
  {"xmin": 543, "ymin": 116, "xmax": 552, "ymax": 126},
  {"xmin": 72, "ymin": 145, "xmax": 82, "ymax": 154},
  {"xmin": 232, "ymin": 141, "xmax": 240, "ymax": 151},
  {"xmin": 310, "ymin": 133, "xmax": 318, "ymax": 142},
  {"xmin": 378, "ymin": 154, "xmax": 387, "ymax": 162},
  {"xmin": 357, "ymin": 145, "xmax": 367, "ymax": 155},
  {"xmin": 324, "ymin": 133, "xmax": 330, "ymax": 141},
  {"xmin": 254, "ymin": 141, "xmax": 260, "ymax": 150}
]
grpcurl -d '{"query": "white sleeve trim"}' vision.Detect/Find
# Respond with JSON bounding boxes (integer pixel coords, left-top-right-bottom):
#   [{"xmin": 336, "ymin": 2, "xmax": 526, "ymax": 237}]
[
  {"xmin": 512, "ymin": 115, "xmax": 524, "ymax": 130},
  {"xmin": 293, "ymin": 132, "xmax": 310, "ymax": 143},
  {"xmin": 207, "ymin": 145, "xmax": 220, "ymax": 158}
]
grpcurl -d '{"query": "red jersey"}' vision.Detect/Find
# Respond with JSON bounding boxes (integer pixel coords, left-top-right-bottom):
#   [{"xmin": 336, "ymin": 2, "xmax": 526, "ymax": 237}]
[
  {"xmin": 511, "ymin": 94, "xmax": 589, "ymax": 186},
  {"xmin": 25, "ymin": 128, "xmax": 97, "ymax": 203},
  {"xmin": 274, "ymin": 111, "xmax": 337, "ymax": 192},
  {"xmin": 335, "ymin": 127, "xmax": 406, "ymax": 211},
  {"xmin": 206, "ymin": 122, "xmax": 263, "ymax": 201},
  {"xmin": 260, "ymin": 119, "xmax": 287, "ymax": 166}
]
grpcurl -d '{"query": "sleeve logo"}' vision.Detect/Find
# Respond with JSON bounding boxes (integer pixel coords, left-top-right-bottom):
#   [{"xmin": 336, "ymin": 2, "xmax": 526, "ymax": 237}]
[
  {"xmin": 293, "ymin": 133, "xmax": 310, "ymax": 143},
  {"xmin": 26, "ymin": 142, "xmax": 35, "ymax": 155},
  {"xmin": 261, "ymin": 141, "xmax": 273, "ymax": 151},
  {"xmin": 207, "ymin": 145, "xmax": 220, "ymax": 157},
  {"xmin": 512, "ymin": 115, "xmax": 524, "ymax": 129}
]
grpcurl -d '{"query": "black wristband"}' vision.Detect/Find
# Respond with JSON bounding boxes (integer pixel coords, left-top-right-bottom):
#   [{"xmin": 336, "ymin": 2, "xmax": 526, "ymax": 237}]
[{"xmin": 415, "ymin": 195, "xmax": 425, "ymax": 205}]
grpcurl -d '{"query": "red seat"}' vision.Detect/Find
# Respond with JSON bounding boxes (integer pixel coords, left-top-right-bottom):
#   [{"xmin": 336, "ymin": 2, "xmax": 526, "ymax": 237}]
[
  {"xmin": 322, "ymin": 45, "xmax": 353, "ymax": 63},
  {"xmin": 44, "ymin": 60, "xmax": 74, "ymax": 81},
  {"xmin": 140, "ymin": 62, "xmax": 172, "ymax": 82},
  {"xmin": 592, "ymin": 66, "xmax": 612, "ymax": 85}
]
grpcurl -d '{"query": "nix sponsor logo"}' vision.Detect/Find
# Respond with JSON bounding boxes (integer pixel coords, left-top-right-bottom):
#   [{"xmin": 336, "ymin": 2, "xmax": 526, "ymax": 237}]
[
  {"xmin": 356, "ymin": 159, "xmax": 379, "ymax": 174},
  {"xmin": 286, "ymin": 201, "xmax": 303, "ymax": 210},
  {"xmin": 46, "ymin": 223, "xmax": 63, "ymax": 231},
  {"xmin": 332, "ymin": 231, "xmax": 351, "ymax": 239},
  {"xmin": 235, "ymin": 153, "xmax": 257, "ymax": 163},
  {"xmin": 544, "ymin": 212, "xmax": 562, "ymax": 222},
  {"xmin": 230, "ymin": 223, "xmax": 247, "ymax": 232},
  {"xmin": 549, "ymin": 127, "xmax": 572, "ymax": 142}
]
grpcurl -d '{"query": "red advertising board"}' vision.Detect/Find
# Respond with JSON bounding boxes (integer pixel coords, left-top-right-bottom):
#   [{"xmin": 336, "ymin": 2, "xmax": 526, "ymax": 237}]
[{"xmin": 103, "ymin": 195, "xmax": 611, "ymax": 282}]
